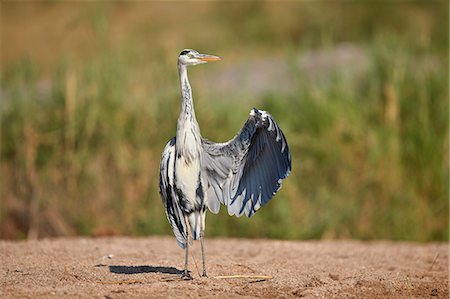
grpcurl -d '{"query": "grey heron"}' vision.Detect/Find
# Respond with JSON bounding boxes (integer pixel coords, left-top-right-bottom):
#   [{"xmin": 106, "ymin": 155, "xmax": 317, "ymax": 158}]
[{"xmin": 159, "ymin": 49, "xmax": 292, "ymax": 280}]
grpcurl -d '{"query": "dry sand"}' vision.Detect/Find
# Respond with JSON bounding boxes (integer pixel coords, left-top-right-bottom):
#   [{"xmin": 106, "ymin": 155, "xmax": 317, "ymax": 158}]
[{"xmin": 1, "ymin": 237, "xmax": 448, "ymax": 298}]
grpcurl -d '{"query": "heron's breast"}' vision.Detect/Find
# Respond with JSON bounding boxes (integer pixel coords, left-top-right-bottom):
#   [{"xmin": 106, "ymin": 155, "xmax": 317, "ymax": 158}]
[
  {"xmin": 175, "ymin": 156, "xmax": 205, "ymax": 210},
  {"xmin": 175, "ymin": 157, "xmax": 200, "ymax": 186}
]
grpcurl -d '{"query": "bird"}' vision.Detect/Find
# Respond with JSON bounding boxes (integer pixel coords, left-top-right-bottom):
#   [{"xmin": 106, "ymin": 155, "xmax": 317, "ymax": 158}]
[{"xmin": 159, "ymin": 49, "xmax": 292, "ymax": 280}]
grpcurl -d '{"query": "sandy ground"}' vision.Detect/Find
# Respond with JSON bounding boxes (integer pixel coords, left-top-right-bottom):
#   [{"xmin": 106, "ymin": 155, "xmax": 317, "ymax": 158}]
[{"xmin": 0, "ymin": 237, "xmax": 448, "ymax": 298}]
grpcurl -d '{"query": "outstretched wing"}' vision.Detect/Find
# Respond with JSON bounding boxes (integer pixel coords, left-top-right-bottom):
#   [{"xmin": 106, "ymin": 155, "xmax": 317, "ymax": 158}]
[
  {"xmin": 159, "ymin": 137, "xmax": 188, "ymax": 248},
  {"xmin": 201, "ymin": 108, "xmax": 292, "ymax": 217}
]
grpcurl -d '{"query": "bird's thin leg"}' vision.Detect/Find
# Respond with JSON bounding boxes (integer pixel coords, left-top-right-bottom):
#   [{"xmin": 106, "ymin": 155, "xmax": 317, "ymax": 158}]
[
  {"xmin": 182, "ymin": 215, "xmax": 192, "ymax": 280},
  {"xmin": 200, "ymin": 209, "xmax": 208, "ymax": 277}
]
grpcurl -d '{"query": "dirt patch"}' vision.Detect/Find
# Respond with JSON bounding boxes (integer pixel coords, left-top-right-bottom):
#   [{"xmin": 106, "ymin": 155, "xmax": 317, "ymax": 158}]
[{"xmin": 1, "ymin": 237, "xmax": 448, "ymax": 298}]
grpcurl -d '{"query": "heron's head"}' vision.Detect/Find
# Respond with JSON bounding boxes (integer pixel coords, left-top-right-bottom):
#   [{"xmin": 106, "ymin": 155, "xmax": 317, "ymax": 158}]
[{"xmin": 178, "ymin": 49, "xmax": 221, "ymax": 67}]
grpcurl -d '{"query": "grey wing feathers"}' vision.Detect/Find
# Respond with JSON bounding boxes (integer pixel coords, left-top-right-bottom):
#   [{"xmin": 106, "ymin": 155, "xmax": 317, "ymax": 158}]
[
  {"xmin": 159, "ymin": 137, "xmax": 188, "ymax": 248},
  {"xmin": 202, "ymin": 108, "xmax": 292, "ymax": 217}
]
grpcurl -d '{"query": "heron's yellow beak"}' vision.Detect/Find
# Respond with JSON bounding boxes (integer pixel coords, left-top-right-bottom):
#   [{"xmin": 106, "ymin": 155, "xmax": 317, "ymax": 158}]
[{"xmin": 198, "ymin": 54, "xmax": 222, "ymax": 62}]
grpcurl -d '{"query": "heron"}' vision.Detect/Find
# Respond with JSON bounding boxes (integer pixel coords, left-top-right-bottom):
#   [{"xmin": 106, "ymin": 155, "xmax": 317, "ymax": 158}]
[{"xmin": 159, "ymin": 49, "xmax": 292, "ymax": 280}]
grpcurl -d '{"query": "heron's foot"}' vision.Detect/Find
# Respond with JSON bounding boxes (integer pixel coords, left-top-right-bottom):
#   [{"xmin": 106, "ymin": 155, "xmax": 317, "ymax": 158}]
[
  {"xmin": 201, "ymin": 271, "xmax": 208, "ymax": 278},
  {"xmin": 181, "ymin": 271, "xmax": 193, "ymax": 280}
]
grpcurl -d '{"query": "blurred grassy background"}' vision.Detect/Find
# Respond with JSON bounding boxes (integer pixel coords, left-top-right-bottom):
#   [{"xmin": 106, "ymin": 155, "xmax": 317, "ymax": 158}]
[{"xmin": 1, "ymin": 1, "xmax": 448, "ymax": 241}]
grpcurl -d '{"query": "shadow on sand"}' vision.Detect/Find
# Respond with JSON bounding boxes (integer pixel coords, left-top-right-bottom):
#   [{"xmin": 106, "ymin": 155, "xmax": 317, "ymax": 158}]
[{"xmin": 108, "ymin": 265, "xmax": 184, "ymax": 275}]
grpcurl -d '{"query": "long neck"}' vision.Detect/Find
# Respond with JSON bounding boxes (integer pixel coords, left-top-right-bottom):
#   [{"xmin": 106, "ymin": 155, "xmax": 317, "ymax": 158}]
[
  {"xmin": 177, "ymin": 64, "xmax": 201, "ymax": 150},
  {"xmin": 176, "ymin": 64, "xmax": 201, "ymax": 159},
  {"xmin": 178, "ymin": 64, "xmax": 196, "ymax": 118}
]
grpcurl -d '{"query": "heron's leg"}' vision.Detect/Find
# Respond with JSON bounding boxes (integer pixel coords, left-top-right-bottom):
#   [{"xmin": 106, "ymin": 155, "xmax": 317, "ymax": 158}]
[
  {"xmin": 182, "ymin": 215, "xmax": 192, "ymax": 280},
  {"xmin": 200, "ymin": 209, "xmax": 208, "ymax": 277}
]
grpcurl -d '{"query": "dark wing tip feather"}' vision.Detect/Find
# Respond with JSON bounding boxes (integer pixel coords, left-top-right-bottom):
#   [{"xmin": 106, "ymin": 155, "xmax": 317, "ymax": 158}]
[{"xmin": 248, "ymin": 109, "xmax": 292, "ymax": 216}]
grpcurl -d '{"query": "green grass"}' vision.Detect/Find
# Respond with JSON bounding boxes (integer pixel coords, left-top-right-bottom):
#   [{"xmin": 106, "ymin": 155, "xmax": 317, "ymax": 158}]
[{"xmin": 1, "ymin": 2, "xmax": 448, "ymax": 241}]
